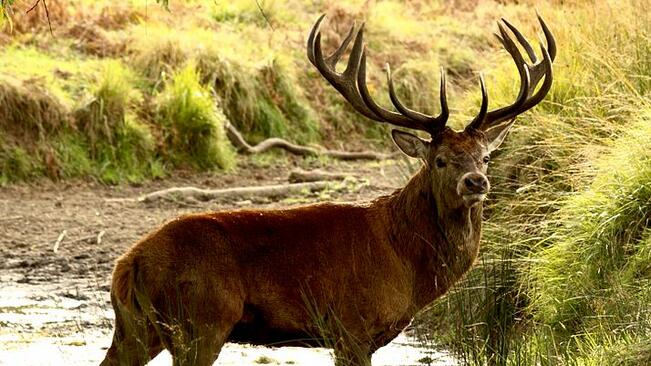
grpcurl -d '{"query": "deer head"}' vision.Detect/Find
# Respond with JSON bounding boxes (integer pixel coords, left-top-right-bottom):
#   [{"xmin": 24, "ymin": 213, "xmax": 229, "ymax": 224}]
[{"xmin": 307, "ymin": 14, "xmax": 555, "ymax": 210}]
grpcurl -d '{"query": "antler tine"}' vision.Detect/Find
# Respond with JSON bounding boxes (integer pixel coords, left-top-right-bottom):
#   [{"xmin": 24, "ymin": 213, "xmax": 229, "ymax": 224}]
[
  {"xmin": 478, "ymin": 16, "xmax": 554, "ymax": 129},
  {"xmin": 467, "ymin": 74, "xmax": 489, "ymax": 130},
  {"xmin": 357, "ymin": 51, "xmax": 431, "ymax": 131},
  {"xmin": 386, "ymin": 64, "xmax": 449, "ymax": 132},
  {"xmin": 325, "ymin": 22, "xmax": 356, "ymax": 69},
  {"xmin": 309, "ymin": 18, "xmax": 381, "ymax": 121},
  {"xmin": 471, "ymin": 23, "xmax": 530, "ymax": 130},
  {"xmin": 307, "ymin": 14, "xmax": 448, "ymax": 135},
  {"xmin": 501, "ymin": 18, "xmax": 537, "ymax": 63},
  {"xmin": 438, "ymin": 68, "xmax": 450, "ymax": 123},
  {"xmin": 527, "ymin": 14, "xmax": 556, "ymax": 87},
  {"xmin": 306, "ymin": 14, "xmax": 326, "ymax": 66},
  {"xmin": 538, "ymin": 12, "xmax": 557, "ymax": 61}
]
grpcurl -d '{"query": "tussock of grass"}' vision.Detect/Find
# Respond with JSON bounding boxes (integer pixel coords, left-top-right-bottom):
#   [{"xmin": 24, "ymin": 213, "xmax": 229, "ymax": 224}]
[
  {"xmin": 0, "ymin": 45, "xmax": 103, "ymax": 107},
  {"xmin": 530, "ymin": 110, "xmax": 651, "ymax": 336},
  {"xmin": 0, "ymin": 76, "xmax": 69, "ymax": 141},
  {"xmin": 156, "ymin": 64, "xmax": 234, "ymax": 170},
  {"xmin": 129, "ymin": 24, "xmax": 318, "ymax": 143},
  {"xmin": 75, "ymin": 61, "xmax": 159, "ymax": 183},
  {"xmin": 0, "ymin": 143, "xmax": 41, "ymax": 184}
]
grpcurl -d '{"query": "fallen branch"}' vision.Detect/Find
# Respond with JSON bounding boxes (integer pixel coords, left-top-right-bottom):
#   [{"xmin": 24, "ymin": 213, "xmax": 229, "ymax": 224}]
[
  {"xmin": 224, "ymin": 121, "xmax": 393, "ymax": 161},
  {"xmin": 288, "ymin": 169, "xmax": 349, "ymax": 183},
  {"xmin": 136, "ymin": 181, "xmax": 334, "ymax": 203}
]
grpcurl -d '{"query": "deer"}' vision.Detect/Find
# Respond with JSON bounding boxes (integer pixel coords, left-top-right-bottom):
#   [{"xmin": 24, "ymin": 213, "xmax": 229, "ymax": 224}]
[{"xmin": 101, "ymin": 13, "xmax": 555, "ymax": 366}]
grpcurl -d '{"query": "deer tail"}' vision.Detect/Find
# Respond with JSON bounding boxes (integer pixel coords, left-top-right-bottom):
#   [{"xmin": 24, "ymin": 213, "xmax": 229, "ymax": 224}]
[{"xmin": 112, "ymin": 255, "xmax": 142, "ymax": 313}]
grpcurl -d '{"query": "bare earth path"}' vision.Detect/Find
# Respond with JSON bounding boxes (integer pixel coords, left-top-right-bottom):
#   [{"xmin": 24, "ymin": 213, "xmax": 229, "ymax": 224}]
[{"xmin": 0, "ymin": 157, "xmax": 454, "ymax": 365}]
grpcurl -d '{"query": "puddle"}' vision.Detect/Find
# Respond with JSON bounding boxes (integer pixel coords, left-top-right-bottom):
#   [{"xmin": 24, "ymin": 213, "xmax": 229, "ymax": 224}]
[{"xmin": 0, "ymin": 273, "xmax": 456, "ymax": 365}]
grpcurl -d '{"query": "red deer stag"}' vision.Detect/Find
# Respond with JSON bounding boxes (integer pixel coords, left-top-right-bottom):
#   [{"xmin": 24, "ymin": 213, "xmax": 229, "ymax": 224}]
[{"xmin": 101, "ymin": 14, "xmax": 555, "ymax": 366}]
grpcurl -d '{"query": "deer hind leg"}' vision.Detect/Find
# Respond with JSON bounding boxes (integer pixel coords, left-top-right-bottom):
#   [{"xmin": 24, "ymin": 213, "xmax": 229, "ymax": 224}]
[
  {"xmin": 100, "ymin": 297, "xmax": 163, "ymax": 366},
  {"xmin": 162, "ymin": 283, "xmax": 245, "ymax": 366}
]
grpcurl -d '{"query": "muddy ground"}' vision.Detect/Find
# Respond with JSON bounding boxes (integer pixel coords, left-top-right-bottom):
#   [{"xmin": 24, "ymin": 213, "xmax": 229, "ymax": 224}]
[{"xmin": 0, "ymin": 156, "xmax": 454, "ymax": 365}]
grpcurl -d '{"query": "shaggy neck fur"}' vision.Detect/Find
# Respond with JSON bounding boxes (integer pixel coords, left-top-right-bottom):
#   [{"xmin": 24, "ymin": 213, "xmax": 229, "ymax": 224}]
[{"xmin": 380, "ymin": 166, "xmax": 483, "ymax": 312}]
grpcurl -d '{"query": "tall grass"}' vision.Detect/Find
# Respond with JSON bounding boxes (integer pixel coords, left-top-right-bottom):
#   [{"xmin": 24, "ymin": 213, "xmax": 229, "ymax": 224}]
[{"xmin": 419, "ymin": 0, "xmax": 651, "ymax": 364}]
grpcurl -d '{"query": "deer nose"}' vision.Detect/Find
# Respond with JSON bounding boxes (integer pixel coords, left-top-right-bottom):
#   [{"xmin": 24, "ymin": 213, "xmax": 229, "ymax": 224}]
[{"xmin": 463, "ymin": 173, "xmax": 489, "ymax": 194}]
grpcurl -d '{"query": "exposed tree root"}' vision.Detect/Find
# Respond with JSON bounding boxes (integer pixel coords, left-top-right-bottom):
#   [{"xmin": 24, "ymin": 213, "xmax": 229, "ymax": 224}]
[{"xmin": 224, "ymin": 121, "xmax": 393, "ymax": 161}]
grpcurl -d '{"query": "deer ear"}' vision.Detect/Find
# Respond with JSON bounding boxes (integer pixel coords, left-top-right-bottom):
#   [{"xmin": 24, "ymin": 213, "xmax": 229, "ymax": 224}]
[
  {"xmin": 391, "ymin": 129, "xmax": 429, "ymax": 160},
  {"xmin": 485, "ymin": 118, "xmax": 516, "ymax": 152}
]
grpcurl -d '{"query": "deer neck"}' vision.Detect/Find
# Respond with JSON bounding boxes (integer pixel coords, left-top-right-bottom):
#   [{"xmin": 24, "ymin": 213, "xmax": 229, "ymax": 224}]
[{"xmin": 383, "ymin": 167, "xmax": 483, "ymax": 310}]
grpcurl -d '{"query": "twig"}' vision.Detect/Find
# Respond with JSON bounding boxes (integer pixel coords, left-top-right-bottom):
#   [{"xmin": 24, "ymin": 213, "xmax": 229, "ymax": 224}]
[
  {"xmin": 26, "ymin": 0, "xmax": 40, "ymax": 13},
  {"xmin": 26, "ymin": 0, "xmax": 53, "ymax": 35},
  {"xmin": 288, "ymin": 169, "xmax": 350, "ymax": 183},
  {"xmin": 67, "ymin": 230, "xmax": 107, "ymax": 246},
  {"xmin": 53, "ymin": 229, "xmax": 67, "ymax": 253}
]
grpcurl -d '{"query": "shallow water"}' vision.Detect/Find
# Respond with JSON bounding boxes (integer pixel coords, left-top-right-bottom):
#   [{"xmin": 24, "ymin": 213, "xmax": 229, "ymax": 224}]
[{"xmin": 0, "ymin": 273, "xmax": 455, "ymax": 366}]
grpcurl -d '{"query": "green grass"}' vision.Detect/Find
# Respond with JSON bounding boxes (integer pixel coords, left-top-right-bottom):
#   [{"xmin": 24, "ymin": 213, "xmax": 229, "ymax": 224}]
[
  {"xmin": 416, "ymin": 0, "xmax": 651, "ymax": 364},
  {"xmin": 155, "ymin": 63, "xmax": 235, "ymax": 170},
  {"xmin": 529, "ymin": 109, "xmax": 651, "ymax": 341}
]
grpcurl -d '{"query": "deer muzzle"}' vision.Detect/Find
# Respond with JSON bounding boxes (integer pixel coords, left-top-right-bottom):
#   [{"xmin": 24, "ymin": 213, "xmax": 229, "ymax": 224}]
[{"xmin": 458, "ymin": 172, "xmax": 490, "ymax": 206}]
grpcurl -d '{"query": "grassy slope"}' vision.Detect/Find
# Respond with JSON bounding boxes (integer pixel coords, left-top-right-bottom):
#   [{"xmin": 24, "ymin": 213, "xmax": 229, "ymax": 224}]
[
  {"xmin": 2, "ymin": 0, "xmax": 651, "ymax": 364},
  {"xmin": 0, "ymin": 0, "xmax": 496, "ymax": 184}
]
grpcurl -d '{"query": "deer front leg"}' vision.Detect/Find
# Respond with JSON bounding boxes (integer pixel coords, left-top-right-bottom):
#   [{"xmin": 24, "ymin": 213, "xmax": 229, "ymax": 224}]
[{"xmin": 333, "ymin": 341, "xmax": 372, "ymax": 366}]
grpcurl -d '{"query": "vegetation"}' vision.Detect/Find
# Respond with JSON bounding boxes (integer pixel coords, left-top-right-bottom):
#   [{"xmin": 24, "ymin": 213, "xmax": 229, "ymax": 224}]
[
  {"xmin": 1, "ymin": 0, "xmax": 650, "ymax": 365},
  {"xmin": 415, "ymin": 1, "xmax": 651, "ymax": 365}
]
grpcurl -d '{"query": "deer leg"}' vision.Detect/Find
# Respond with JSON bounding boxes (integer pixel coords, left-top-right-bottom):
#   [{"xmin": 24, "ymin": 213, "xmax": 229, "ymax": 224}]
[
  {"xmin": 100, "ymin": 297, "xmax": 163, "ymax": 366},
  {"xmin": 333, "ymin": 342, "xmax": 372, "ymax": 366},
  {"xmin": 164, "ymin": 283, "xmax": 244, "ymax": 366}
]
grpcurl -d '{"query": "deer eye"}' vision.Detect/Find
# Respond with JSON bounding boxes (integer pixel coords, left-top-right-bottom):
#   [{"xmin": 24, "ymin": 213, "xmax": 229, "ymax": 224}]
[
  {"xmin": 435, "ymin": 157, "xmax": 447, "ymax": 168},
  {"xmin": 483, "ymin": 156, "xmax": 490, "ymax": 164}
]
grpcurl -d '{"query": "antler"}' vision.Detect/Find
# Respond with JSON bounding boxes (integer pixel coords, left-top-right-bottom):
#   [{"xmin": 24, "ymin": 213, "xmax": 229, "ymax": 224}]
[
  {"xmin": 468, "ymin": 14, "xmax": 556, "ymax": 131},
  {"xmin": 307, "ymin": 14, "xmax": 449, "ymax": 136}
]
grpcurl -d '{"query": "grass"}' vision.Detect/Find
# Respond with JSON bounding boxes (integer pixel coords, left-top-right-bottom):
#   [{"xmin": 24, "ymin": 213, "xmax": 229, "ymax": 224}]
[
  {"xmin": 415, "ymin": 0, "xmax": 651, "ymax": 364},
  {"xmin": 528, "ymin": 109, "xmax": 651, "ymax": 350},
  {"xmin": 155, "ymin": 63, "xmax": 235, "ymax": 170},
  {"xmin": 0, "ymin": 0, "xmax": 494, "ymax": 184}
]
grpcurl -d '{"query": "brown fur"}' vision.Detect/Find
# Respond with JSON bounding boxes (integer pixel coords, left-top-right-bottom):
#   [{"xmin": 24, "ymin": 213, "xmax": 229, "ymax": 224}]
[{"xmin": 100, "ymin": 128, "xmax": 497, "ymax": 366}]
